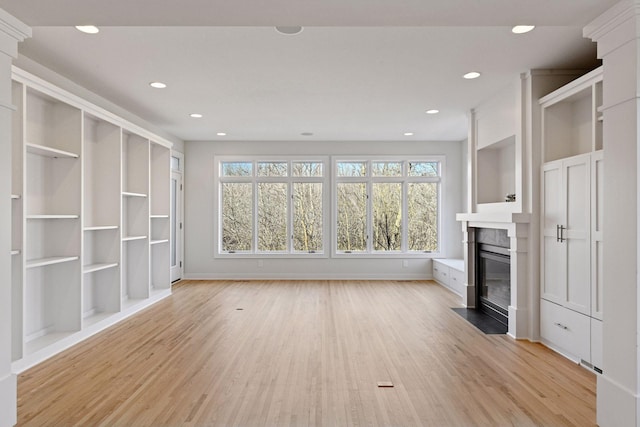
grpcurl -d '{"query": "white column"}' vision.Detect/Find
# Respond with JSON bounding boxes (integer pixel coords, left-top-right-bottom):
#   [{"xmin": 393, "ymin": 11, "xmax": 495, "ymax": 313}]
[
  {"xmin": 0, "ymin": 9, "xmax": 29, "ymax": 427},
  {"xmin": 584, "ymin": 2, "xmax": 640, "ymax": 425}
]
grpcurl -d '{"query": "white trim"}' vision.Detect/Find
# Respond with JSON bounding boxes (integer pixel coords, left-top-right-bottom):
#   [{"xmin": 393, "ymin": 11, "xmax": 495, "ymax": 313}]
[
  {"xmin": 0, "ymin": 374, "xmax": 17, "ymax": 427},
  {"xmin": 184, "ymin": 273, "xmax": 435, "ymax": 281}
]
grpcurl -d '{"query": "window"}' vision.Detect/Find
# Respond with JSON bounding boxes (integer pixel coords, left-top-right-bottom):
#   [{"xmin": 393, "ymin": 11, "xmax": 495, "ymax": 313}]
[
  {"xmin": 334, "ymin": 158, "xmax": 442, "ymax": 255},
  {"xmin": 217, "ymin": 158, "xmax": 327, "ymax": 255}
]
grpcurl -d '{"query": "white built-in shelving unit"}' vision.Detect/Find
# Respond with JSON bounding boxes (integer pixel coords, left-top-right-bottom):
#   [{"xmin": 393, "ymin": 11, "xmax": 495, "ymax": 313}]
[
  {"xmin": 10, "ymin": 67, "xmax": 173, "ymax": 372},
  {"xmin": 539, "ymin": 67, "xmax": 603, "ymax": 373}
]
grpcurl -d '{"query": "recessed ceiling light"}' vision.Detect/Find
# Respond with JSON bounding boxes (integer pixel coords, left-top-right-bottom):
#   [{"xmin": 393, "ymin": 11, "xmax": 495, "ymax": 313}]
[
  {"xmin": 512, "ymin": 25, "xmax": 536, "ymax": 34},
  {"xmin": 217, "ymin": 132, "xmax": 227, "ymax": 136},
  {"xmin": 404, "ymin": 132, "xmax": 414, "ymax": 136},
  {"xmin": 75, "ymin": 25, "xmax": 99, "ymax": 34},
  {"xmin": 275, "ymin": 26, "xmax": 303, "ymax": 35},
  {"xmin": 463, "ymin": 72, "xmax": 481, "ymax": 79},
  {"xmin": 426, "ymin": 109, "xmax": 439, "ymax": 114},
  {"xmin": 149, "ymin": 81, "xmax": 167, "ymax": 89},
  {"xmin": 190, "ymin": 113, "xmax": 203, "ymax": 118},
  {"xmin": 301, "ymin": 132, "xmax": 314, "ymax": 136}
]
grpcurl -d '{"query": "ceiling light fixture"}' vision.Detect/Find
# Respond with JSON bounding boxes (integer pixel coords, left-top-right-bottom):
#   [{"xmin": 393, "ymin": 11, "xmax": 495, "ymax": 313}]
[
  {"xmin": 463, "ymin": 71, "xmax": 481, "ymax": 79},
  {"xmin": 426, "ymin": 109, "xmax": 439, "ymax": 114},
  {"xmin": 512, "ymin": 25, "xmax": 536, "ymax": 34},
  {"xmin": 75, "ymin": 25, "xmax": 99, "ymax": 34},
  {"xmin": 149, "ymin": 81, "xmax": 167, "ymax": 89},
  {"xmin": 275, "ymin": 26, "xmax": 303, "ymax": 35},
  {"xmin": 190, "ymin": 113, "xmax": 203, "ymax": 118},
  {"xmin": 217, "ymin": 132, "xmax": 227, "ymax": 136},
  {"xmin": 404, "ymin": 132, "xmax": 414, "ymax": 136},
  {"xmin": 301, "ymin": 132, "xmax": 314, "ymax": 136}
]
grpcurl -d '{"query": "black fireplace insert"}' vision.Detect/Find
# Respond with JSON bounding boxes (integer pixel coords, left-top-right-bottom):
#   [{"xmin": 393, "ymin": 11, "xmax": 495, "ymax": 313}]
[{"xmin": 477, "ymin": 243, "xmax": 510, "ymax": 325}]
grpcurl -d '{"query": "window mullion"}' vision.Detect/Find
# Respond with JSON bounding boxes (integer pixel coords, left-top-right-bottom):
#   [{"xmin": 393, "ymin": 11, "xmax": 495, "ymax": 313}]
[{"xmin": 402, "ymin": 180, "xmax": 408, "ymax": 253}]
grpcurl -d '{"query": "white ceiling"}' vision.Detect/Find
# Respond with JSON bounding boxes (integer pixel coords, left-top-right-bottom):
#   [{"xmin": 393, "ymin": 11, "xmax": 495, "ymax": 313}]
[{"xmin": 0, "ymin": 0, "xmax": 617, "ymax": 142}]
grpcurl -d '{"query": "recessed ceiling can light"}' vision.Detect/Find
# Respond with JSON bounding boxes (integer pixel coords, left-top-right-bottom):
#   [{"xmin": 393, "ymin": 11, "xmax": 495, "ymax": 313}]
[
  {"xmin": 75, "ymin": 25, "xmax": 100, "ymax": 34},
  {"xmin": 463, "ymin": 72, "xmax": 481, "ymax": 79},
  {"xmin": 275, "ymin": 26, "xmax": 303, "ymax": 35},
  {"xmin": 149, "ymin": 81, "xmax": 167, "ymax": 89},
  {"xmin": 190, "ymin": 113, "xmax": 203, "ymax": 118},
  {"xmin": 512, "ymin": 25, "xmax": 536, "ymax": 34},
  {"xmin": 426, "ymin": 109, "xmax": 439, "ymax": 114},
  {"xmin": 217, "ymin": 132, "xmax": 227, "ymax": 136},
  {"xmin": 301, "ymin": 132, "xmax": 314, "ymax": 136},
  {"xmin": 404, "ymin": 132, "xmax": 414, "ymax": 136}
]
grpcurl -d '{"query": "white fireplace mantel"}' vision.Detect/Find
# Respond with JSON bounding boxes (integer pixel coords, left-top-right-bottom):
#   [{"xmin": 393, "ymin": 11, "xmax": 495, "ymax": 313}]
[{"xmin": 456, "ymin": 212, "xmax": 531, "ymax": 339}]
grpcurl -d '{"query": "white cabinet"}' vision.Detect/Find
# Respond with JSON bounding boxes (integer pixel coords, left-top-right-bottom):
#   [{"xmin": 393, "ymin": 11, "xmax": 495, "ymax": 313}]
[
  {"xmin": 10, "ymin": 67, "xmax": 174, "ymax": 372},
  {"xmin": 432, "ymin": 259, "xmax": 464, "ymax": 297},
  {"xmin": 541, "ymin": 154, "xmax": 591, "ymax": 315},
  {"xmin": 539, "ymin": 67, "xmax": 603, "ymax": 371}
]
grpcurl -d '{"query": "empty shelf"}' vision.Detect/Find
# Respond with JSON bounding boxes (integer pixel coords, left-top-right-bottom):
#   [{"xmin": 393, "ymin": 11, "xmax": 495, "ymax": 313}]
[
  {"xmin": 26, "ymin": 256, "xmax": 79, "ymax": 269},
  {"xmin": 26, "ymin": 143, "xmax": 79, "ymax": 158},
  {"xmin": 122, "ymin": 191, "xmax": 147, "ymax": 198},
  {"xmin": 11, "ymin": 194, "xmax": 20, "ymax": 199},
  {"xmin": 84, "ymin": 225, "xmax": 119, "ymax": 231},
  {"xmin": 150, "ymin": 215, "xmax": 169, "ymax": 218},
  {"xmin": 27, "ymin": 214, "xmax": 79, "ymax": 219},
  {"xmin": 11, "ymin": 250, "xmax": 20, "ymax": 256},
  {"xmin": 150, "ymin": 239, "xmax": 169, "ymax": 245},
  {"xmin": 83, "ymin": 263, "xmax": 118, "ymax": 274},
  {"xmin": 122, "ymin": 235, "xmax": 147, "ymax": 242}
]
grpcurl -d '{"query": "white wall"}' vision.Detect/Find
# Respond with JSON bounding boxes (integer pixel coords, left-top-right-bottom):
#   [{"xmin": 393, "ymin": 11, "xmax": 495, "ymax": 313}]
[{"xmin": 184, "ymin": 139, "xmax": 465, "ymax": 280}]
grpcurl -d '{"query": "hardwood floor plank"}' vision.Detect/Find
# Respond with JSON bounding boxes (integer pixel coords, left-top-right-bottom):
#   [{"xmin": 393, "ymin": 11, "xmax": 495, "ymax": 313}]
[{"xmin": 17, "ymin": 280, "xmax": 596, "ymax": 426}]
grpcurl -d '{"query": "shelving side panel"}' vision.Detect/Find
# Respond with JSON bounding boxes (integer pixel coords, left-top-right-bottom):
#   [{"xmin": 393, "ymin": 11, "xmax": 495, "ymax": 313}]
[
  {"xmin": 150, "ymin": 143, "xmax": 170, "ymax": 216},
  {"xmin": 594, "ymin": 81, "xmax": 603, "ymax": 152},
  {"xmin": 84, "ymin": 116, "xmax": 121, "ymax": 228},
  {"xmin": 24, "ymin": 261, "xmax": 81, "ymax": 346},
  {"xmin": 121, "ymin": 239, "xmax": 150, "ymax": 300},
  {"xmin": 11, "ymin": 253, "xmax": 23, "ymax": 361},
  {"xmin": 26, "ymin": 154, "xmax": 81, "ymax": 216},
  {"xmin": 12, "ymin": 81, "xmax": 24, "ymax": 196},
  {"xmin": 122, "ymin": 132, "xmax": 149, "ymax": 195},
  {"xmin": 151, "ymin": 243, "xmax": 170, "ymax": 290},
  {"xmin": 25, "ymin": 87, "xmax": 82, "ymax": 154}
]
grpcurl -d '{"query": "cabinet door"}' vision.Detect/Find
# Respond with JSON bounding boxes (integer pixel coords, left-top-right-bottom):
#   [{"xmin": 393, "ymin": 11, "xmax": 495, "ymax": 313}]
[
  {"xmin": 541, "ymin": 161, "xmax": 565, "ymax": 304},
  {"xmin": 591, "ymin": 152, "xmax": 603, "ymax": 319},
  {"xmin": 563, "ymin": 155, "xmax": 591, "ymax": 315}
]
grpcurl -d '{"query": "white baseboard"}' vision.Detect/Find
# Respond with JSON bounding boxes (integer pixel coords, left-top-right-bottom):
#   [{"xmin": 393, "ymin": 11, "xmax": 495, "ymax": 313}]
[
  {"xmin": 0, "ymin": 373, "xmax": 16, "ymax": 427},
  {"xmin": 184, "ymin": 273, "xmax": 433, "ymax": 281}
]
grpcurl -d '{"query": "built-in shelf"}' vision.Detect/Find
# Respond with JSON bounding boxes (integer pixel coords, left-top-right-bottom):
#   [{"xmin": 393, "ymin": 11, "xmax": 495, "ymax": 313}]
[
  {"xmin": 122, "ymin": 191, "xmax": 147, "ymax": 198},
  {"xmin": 26, "ymin": 256, "xmax": 79, "ymax": 269},
  {"xmin": 11, "ymin": 194, "xmax": 20, "ymax": 199},
  {"xmin": 84, "ymin": 225, "xmax": 119, "ymax": 231},
  {"xmin": 150, "ymin": 215, "xmax": 169, "ymax": 219},
  {"xmin": 150, "ymin": 239, "xmax": 169, "ymax": 245},
  {"xmin": 83, "ymin": 263, "xmax": 118, "ymax": 274},
  {"xmin": 122, "ymin": 235, "xmax": 147, "ymax": 242},
  {"xmin": 11, "ymin": 250, "xmax": 20, "ymax": 256},
  {"xmin": 27, "ymin": 214, "xmax": 79, "ymax": 219},
  {"xmin": 26, "ymin": 142, "xmax": 79, "ymax": 159}
]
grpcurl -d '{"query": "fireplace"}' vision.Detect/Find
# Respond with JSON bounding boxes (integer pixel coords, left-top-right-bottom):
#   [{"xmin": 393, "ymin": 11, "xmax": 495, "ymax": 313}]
[{"xmin": 477, "ymin": 243, "xmax": 510, "ymax": 325}]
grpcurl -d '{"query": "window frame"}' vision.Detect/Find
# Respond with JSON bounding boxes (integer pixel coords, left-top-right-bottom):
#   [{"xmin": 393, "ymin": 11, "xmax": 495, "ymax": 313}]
[
  {"xmin": 215, "ymin": 156, "xmax": 329, "ymax": 258},
  {"xmin": 332, "ymin": 156, "xmax": 444, "ymax": 258}
]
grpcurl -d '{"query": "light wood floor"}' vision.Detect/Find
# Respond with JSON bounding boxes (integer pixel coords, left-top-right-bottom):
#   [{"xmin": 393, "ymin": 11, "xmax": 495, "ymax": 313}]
[{"xmin": 17, "ymin": 280, "xmax": 596, "ymax": 426}]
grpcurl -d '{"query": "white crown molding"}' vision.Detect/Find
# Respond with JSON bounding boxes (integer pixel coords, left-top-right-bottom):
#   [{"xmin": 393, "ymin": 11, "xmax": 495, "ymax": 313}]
[
  {"xmin": 0, "ymin": 8, "xmax": 30, "ymax": 42},
  {"xmin": 584, "ymin": 0, "xmax": 640, "ymax": 42}
]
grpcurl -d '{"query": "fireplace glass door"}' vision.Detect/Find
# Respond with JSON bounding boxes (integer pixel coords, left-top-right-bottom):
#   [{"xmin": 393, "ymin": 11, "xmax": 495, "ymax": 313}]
[{"xmin": 478, "ymin": 247, "xmax": 510, "ymax": 323}]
